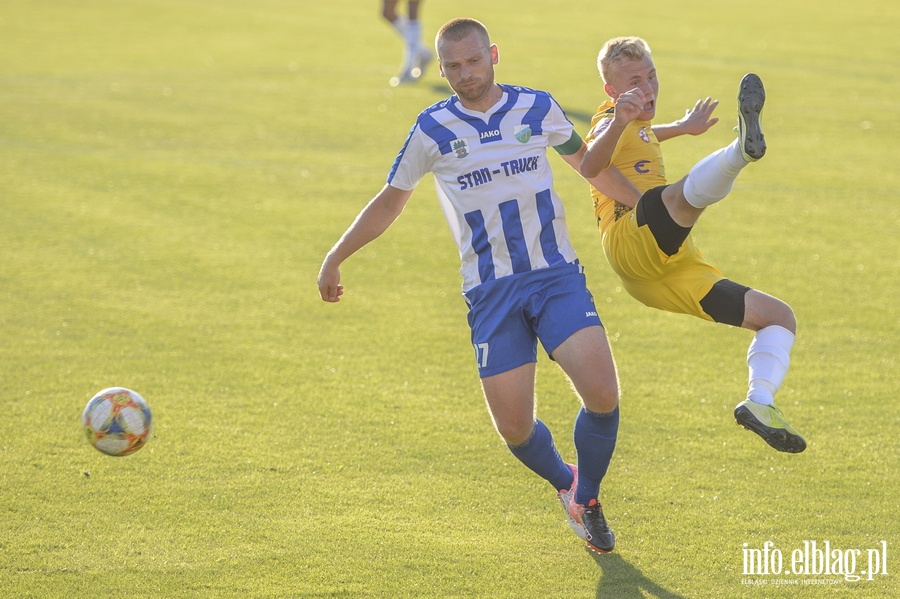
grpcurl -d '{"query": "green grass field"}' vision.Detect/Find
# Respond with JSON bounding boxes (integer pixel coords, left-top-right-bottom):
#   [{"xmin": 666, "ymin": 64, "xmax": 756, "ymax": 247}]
[{"xmin": 2, "ymin": 1, "xmax": 898, "ymax": 597}]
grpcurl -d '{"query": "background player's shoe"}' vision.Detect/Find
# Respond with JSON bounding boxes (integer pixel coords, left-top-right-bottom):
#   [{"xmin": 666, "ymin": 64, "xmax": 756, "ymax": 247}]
[
  {"xmin": 568, "ymin": 498, "xmax": 615, "ymax": 553},
  {"xmin": 734, "ymin": 399, "xmax": 806, "ymax": 453},
  {"xmin": 389, "ymin": 69, "xmax": 416, "ymax": 87},
  {"xmin": 737, "ymin": 73, "xmax": 766, "ymax": 161},
  {"xmin": 413, "ymin": 48, "xmax": 433, "ymax": 79},
  {"xmin": 557, "ymin": 464, "xmax": 587, "ymax": 540},
  {"xmin": 390, "ymin": 49, "xmax": 433, "ymax": 87}
]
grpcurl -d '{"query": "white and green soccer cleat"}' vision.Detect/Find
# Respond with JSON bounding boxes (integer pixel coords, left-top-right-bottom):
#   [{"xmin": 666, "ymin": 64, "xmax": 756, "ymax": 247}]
[
  {"xmin": 734, "ymin": 399, "xmax": 806, "ymax": 453},
  {"xmin": 737, "ymin": 73, "xmax": 767, "ymax": 162}
]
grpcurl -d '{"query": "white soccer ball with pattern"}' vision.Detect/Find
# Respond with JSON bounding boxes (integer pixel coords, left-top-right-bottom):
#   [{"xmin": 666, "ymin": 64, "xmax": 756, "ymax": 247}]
[{"xmin": 82, "ymin": 387, "xmax": 153, "ymax": 456}]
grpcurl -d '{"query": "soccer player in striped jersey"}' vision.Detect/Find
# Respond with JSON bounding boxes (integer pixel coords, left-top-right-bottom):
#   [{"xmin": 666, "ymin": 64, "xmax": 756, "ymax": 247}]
[
  {"xmin": 319, "ymin": 18, "xmax": 619, "ymax": 553},
  {"xmin": 581, "ymin": 37, "xmax": 805, "ymax": 453}
]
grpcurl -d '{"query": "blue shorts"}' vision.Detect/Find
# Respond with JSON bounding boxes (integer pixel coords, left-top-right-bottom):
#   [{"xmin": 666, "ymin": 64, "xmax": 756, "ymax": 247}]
[{"xmin": 463, "ymin": 262, "xmax": 603, "ymax": 378}]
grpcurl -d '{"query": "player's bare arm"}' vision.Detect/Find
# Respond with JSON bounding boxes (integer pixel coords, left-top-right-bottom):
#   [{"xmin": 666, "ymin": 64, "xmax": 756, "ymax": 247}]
[
  {"xmin": 580, "ymin": 126, "xmax": 623, "ymax": 179},
  {"xmin": 652, "ymin": 97, "xmax": 719, "ymax": 142},
  {"xmin": 318, "ymin": 184, "xmax": 413, "ymax": 302},
  {"xmin": 591, "ymin": 166, "xmax": 642, "ymax": 208},
  {"xmin": 558, "ymin": 142, "xmax": 642, "ymax": 209},
  {"xmin": 557, "ymin": 142, "xmax": 587, "ymax": 173},
  {"xmin": 580, "ymin": 88, "xmax": 647, "ymax": 178}
]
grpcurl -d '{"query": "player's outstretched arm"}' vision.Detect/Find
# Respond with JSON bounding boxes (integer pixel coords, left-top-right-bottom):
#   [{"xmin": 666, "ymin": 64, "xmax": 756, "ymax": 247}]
[
  {"xmin": 653, "ymin": 97, "xmax": 719, "ymax": 142},
  {"xmin": 318, "ymin": 184, "xmax": 413, "ymax": 302}
]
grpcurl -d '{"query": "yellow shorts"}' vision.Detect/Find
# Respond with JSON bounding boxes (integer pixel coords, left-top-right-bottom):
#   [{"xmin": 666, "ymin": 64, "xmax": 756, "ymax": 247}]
[{"xmin": 601, "ymin": 209, "xmax": 725, "ymax": 321}]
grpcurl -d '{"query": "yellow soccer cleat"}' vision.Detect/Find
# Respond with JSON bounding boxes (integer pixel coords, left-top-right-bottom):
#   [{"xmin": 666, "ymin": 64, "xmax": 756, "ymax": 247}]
[{"xmin": 734, "ymin": 399, "xmax": 806, "ymax": 453}]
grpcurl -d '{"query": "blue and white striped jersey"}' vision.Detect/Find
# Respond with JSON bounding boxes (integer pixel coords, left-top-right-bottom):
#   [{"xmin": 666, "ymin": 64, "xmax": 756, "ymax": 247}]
[{"xmin": 387, "ymin": 84, "xmax": 580, "ymax": 292}]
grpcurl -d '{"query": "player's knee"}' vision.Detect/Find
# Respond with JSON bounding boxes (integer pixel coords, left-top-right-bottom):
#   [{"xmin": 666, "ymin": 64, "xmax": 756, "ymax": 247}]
[
  {"xmin": 769, "ymin": 298, "xmax": 796, "ymax": 333},
  {"xmin": 581, "ymin": 381, "xmax": 619, "ymax": 415},
  {"xmin": 494, "ymin": 417, "xmax": 533, "ymax": 446},
  {"xmin": 745, "ymin": 290, "xmax": 796, "ymax": 333}
]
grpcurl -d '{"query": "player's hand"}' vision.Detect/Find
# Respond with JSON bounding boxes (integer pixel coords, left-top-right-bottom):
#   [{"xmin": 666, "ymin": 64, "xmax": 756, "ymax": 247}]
[
  {"xmin": 614, "ymin": 88, "xmax": 651, "ymax": 123},
  {"xmin": 317, "ymin": 259, "xmax": 344, "ymax": 302},
  {"xmin": 678, "ymin": 97, "xmax": 719, "ymax": 135}
]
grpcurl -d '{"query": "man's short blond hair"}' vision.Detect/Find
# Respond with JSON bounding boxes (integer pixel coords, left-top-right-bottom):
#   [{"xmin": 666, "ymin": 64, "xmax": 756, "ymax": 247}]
[
  {"xmin": 435, "ymin": 17, "xmax": 491, "ymax": 53},
  {"xmin": 597, "ymin": 37, "xmax": 652, "ymax": 83}
]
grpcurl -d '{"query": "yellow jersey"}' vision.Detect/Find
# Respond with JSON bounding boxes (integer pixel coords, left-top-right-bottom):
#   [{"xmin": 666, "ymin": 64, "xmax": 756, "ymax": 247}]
[
  {"xmin": 583, "ymin": 101, "xmax": 729, "ymax": 321},
  {"xmin": 586, "ymin": 100, "xmax": 667, "ymax": 231}
]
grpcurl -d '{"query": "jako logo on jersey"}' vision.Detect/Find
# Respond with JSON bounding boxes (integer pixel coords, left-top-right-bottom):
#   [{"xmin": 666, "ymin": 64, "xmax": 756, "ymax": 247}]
[
  {"xmin": 639, "ymin": 127, "xmax": 651, "ymax": 143},
  {"xmin": 513, "ymin": 124, "xmax": 532, "ymax": 143},
  {"xmin": 480, "ymin": 129, "xmax": 501, "ymax": 141},
  {"xmin": 452, "ymin": 138, "xmax": 469, "ymax": 159},
  {"xmin": 634, "ymin": 160, "xmax": 651, "ymax": 174}
]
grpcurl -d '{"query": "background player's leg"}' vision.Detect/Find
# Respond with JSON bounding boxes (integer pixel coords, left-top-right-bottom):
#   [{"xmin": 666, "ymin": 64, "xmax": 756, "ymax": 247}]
[
  {"xmin": 405, "ymin": 2, "xmax": 433, "ymax": 80},
  {"xmin": 381, "ymin": 0, "xmax": 404, "ymax": 34}
]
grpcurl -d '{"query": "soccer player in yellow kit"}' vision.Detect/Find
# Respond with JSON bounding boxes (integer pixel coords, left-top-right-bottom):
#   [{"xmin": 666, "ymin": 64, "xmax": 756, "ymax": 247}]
[{"xmin": 581, "ymin": 36, "xmax": 805, "ymax": 453}]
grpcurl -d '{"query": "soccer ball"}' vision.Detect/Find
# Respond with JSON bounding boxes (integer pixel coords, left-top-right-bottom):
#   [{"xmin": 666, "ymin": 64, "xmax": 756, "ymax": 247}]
[{"xmin": 82, "ymin": 387, "xmax": 153, "ymax": 456}]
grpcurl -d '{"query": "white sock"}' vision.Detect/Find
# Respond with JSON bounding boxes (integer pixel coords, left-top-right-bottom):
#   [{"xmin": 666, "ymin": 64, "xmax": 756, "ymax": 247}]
[
  {"xmin": 404, "ymin": 19, "xmax": 422, "ymax": 53},
  {"xmin": 747, "ymin": 325, "xmax": 794, "ymax": 406},
  {"xmin": 390, "ymin": 16, "xmax": 408, "ymax": 38},
  {"xmin": 723, "ymin": 138, "xmax": 750, "ymax": 169},
  {"xmin": 399, "ymin": 19, "xmax": 423, "ymax": 72},
  {"xmin": 683, "ymin": 139, "xmax": 749, "ymax": 209}
]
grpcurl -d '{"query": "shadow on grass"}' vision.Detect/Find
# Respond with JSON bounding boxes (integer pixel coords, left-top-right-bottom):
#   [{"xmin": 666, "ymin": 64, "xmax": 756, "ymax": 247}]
[{"xmin": 592, "ymin": 551, "xmax": 688, "ymax": 599}]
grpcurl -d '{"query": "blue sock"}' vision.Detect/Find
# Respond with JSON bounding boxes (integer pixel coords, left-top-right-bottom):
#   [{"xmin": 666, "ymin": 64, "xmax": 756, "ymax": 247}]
[
  {"xmin": 574, "ymin": 406, "xmax": 619, "ymax": 505},
  {"xmin": 507, "ymin": 419, "xmax": 573, "ymax": 492}
]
